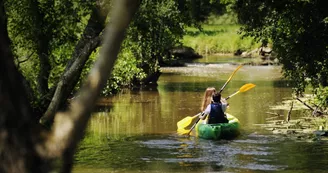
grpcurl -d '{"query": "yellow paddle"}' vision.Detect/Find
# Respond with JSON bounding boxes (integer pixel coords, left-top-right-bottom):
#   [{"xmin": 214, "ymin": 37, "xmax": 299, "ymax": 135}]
[
  {"xmin": 219, "ymin": 65, "xmax": 243, "ymax": 94},
  {"xmin": 176, "ymin": 113, "xmax": 201, "ymax": 130},
  {"xmin": 176, "ymin": 65, "xmax": 243, "ymax": 131},
  {"xmin": 183, "ymin": 83, "xmax": 256, "ymax": 136},
  {"xmin": 225, "ymin": 83, "xmax": 256, "ymax": 100}
]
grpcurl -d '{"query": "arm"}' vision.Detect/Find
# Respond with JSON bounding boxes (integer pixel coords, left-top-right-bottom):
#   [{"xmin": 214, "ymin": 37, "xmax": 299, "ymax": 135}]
[
  {"xmin": 199, "ymin": 104, "xmax": 211, "ymax": 119},
  {"xmin": 221, "ymin": 102, "xmax": 228, "ymax": 112},
  {"xmin": 221, "ymin": 98, "xmax": 229, "ymax": 106},
  {"xmin": 199, "ymin": 112, "xmax": 206, "ymax": 120}
]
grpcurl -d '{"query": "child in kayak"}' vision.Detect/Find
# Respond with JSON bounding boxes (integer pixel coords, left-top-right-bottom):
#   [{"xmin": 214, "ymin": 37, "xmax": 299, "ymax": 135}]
[{"xmin": 199, "ymin": 92, "xmax": 229, "ymax": 124}]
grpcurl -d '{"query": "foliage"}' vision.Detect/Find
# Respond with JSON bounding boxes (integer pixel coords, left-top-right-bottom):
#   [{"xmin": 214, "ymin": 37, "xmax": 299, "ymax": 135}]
[
  {"xmin": 176, "ymin": 0, "xmax": 226, "ymax": 26},
  {"xmin": 102, "ymin": 47, "xmax": 146, "ymax": 95},
  {"xmin": 183, "ymin": 24, "xmax": 260, "ymax": 54},
  {"xmin": 99, "ymin": 0, "xmax": 227, "ymax": 95},
  {"xmin": 6, "ymin": 0, "xmax": 93, "ymax": 94},
  {"xmin": 127, "ymin": 0, "xmax": 183, "ymax": 74},
  {"xmin": 6, "ymin": 0, "xmax": 93, "ymax": 89},
  {"xmin": 205, "ymin": 12, "xmax": 238, "ymax": 25},
  {"xmin": 234, "ymin": 0, "xmax": 328, "ymax": 94},
  {"xmin": 312, "ymin": 87, "xmax": 328, "ymax": 111},
  {"xmin": 6, "ymin": 0, "xmax": 93, "ymax": 51},
  {"xmin": 4, "ymin": 0, "xmax": 97, "ymax": 116},
  {"xmin": 5, "ymin": 0, "xmax": 229, "ymax": 103}
]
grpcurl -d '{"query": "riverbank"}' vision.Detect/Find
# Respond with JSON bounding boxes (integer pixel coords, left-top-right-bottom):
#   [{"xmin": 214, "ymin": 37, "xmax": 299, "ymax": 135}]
[{"xmin": 181, "ymin": 24, "xmax": 278, "ymax": 66}]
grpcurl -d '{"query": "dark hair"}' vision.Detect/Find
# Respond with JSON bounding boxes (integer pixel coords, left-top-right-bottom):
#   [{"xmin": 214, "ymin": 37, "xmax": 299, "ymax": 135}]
[{"xmin": 212, "ymin": 92, "xmax": 221, "ymax": 103}]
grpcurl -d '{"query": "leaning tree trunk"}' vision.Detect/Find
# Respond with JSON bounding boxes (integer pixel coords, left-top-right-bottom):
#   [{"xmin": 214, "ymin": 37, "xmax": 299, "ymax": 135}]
[
  {"xmin": 40, "ymin": 1, "xmax": 109, "ymax": 126},
  {"xmin": 0, "ymin": 0, "xmax": 140, "ymax": 173}
]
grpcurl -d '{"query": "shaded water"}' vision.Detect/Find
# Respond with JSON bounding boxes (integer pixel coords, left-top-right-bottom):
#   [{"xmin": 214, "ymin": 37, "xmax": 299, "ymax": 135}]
[{"xmin": 73, "ymin": 56, "xmax": 328, "ymax": 173}]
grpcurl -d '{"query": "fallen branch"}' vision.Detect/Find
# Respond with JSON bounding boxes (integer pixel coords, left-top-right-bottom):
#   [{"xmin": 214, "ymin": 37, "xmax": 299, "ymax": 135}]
[
  {"xmin": 286, "ymin": 101, "xmax": 293, "ymax": 122},
  {"xmin": 265, "ymin": 112, "xmax": 284, "ymax": 120},
  {"xmin": 296, "ymin": 97, "xmax": 323, "ymax": 115}
]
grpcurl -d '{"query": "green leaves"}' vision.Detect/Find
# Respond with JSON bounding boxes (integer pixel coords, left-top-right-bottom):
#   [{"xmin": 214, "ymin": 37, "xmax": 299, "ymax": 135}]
[
  {"xmin": 234, "ymin": 0, "xmax": 328, "ymax": 94},
  {"xmin": 7, "ymin": 0, "xmax": 228, "ymax": 98},
  {"xmin": 6, "ymin": 0, "xmax": 94, "ymax": 93}
]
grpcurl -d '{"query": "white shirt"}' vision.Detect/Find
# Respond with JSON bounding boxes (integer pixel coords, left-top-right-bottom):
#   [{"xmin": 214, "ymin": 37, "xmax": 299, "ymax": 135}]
[{"xmin": 203, "ymin": 103, "xmax": 228, "ymax": 115}]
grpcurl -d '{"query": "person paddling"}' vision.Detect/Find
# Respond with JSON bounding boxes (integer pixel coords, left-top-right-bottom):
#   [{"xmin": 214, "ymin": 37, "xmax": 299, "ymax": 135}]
[
  {"xmin": 199, "ymin": 92, "xmax": 229, "ymax": 124},
  {"xmin": 201, "ymin": 87, "xmax": 216, "ymax": 112}
]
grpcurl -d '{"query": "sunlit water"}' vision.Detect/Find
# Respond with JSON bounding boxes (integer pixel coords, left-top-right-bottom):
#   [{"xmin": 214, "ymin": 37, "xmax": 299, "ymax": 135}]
[{"xmin": 73, "ymin": 56, "xmax": 328, "ymax": 173}]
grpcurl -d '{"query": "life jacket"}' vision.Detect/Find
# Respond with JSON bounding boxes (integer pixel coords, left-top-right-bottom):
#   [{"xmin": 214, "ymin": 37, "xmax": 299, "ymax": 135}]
[{"xmin": 208, "ymin": 103, "xmax": 228, "ymax": 124}]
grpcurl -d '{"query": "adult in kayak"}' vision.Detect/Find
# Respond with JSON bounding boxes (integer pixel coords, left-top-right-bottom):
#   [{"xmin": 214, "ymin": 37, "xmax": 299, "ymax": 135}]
[{"xmin": 199, "ymin": 92, "xmax": 229, "ymax": 124}]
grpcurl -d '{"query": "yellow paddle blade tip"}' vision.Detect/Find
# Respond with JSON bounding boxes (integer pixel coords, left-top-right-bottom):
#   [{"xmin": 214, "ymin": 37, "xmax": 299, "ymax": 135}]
[
  {"xmin": 240, "ymin": 83, "xmax": 256, "ymax": 92},
  {"xmin": 177, "ymin": 117, "xmax": 192, "ymax": 129},
  {"xmin": 177, "ymin": 128, "xmax": 190, "ymax": 135}
]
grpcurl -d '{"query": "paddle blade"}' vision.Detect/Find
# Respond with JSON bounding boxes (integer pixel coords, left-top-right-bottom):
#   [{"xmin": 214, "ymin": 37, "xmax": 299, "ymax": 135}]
[
  {"xmin": 177, "ymin": 128, "xmax": 190, "ymax": 135},
  {"xmin": 177, "ymin": 117, "xmax": 193, "ymax": 129},
  {"xmin": 239, "ymin": 83, "xmax": 256, "ymax": 93},
  {"xmin": 225, "ymin": 83, "xmax": 256, "ymax": 100},
  {"xmin": 227, "ymin": 65, "xmax": 243, "ymax": 81},
  {"xmin": 176, "ymin": 113, "xmax": 200, "ymax": 129}
]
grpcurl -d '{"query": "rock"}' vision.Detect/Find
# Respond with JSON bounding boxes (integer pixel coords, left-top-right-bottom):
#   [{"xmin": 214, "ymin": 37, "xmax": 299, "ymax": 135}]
[
  {"xmin": 259, "ymin": 47, "xmax": 272, "ymax": 56},
  {"xmin": 241, "ymin": 48, "xmax": 259, "ymax": 58},
  {"xmin": 234, "ymin": 49, "xmax": 244, "ymax": 56},
  {"xmin": 169, "ymin": 46, "xmax": 202, "ymax": 59},
  {"xmin": 314, "ymin": 130, "xmax": 328, "ymax": 136}
]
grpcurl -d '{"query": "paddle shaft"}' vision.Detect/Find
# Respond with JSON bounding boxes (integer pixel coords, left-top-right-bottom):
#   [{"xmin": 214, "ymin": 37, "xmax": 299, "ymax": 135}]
[
  {"xmin": 219, "ymin": 65, "xmax": 242, "ymax": 94},
  {"xmin": 187, "ymin": 115, "xmax": 202, "ymax": 135},
  {"xmin": 225, "ymin": 91, "xmax": 239, "ymax": 100}
]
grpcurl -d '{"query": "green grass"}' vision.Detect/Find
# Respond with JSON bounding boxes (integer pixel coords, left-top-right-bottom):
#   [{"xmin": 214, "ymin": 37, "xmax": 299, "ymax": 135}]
[{"xmin": 182, "ymin": 24, "xmax": 261, "ymax": 55}]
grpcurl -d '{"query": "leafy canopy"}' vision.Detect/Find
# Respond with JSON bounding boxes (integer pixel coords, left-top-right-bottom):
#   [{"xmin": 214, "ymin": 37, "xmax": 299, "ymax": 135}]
[{"xmin": 234, "ymin": 0, "xmax": 328, "ymax": 94}]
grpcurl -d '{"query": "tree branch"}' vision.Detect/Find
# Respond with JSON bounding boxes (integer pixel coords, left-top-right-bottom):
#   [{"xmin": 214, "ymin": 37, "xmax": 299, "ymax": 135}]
[
  {"xmin": 37, "ymin": 1, "xmax": 141, "ymax": 173},
  {"xmin": 296, "ymin": 97, "xmax": 323, "ymax": 115},
  {"xmin": 40, "ymin": 1, "xmax": 109, "ymax": 125}
]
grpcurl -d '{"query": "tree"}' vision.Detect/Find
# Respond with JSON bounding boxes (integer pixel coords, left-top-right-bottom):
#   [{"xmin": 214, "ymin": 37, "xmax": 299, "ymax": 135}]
[
  {"xmin": 0, "ymin": 0, "xmax": 140, "ymax": 173},
  {"xmin": 234, "ymin": 0, "xmax": 328, "ymax": 94},
  {"xmin": 6, "ymin": 0, "xmax": 105, "ymax": 124},
  {"xmin": 40, "ymin": 1, "xmax": 110, "ymax": 125},
  {"xmin": 5, "ymin": 0, "xmax": 227, "ymax": 126},
  {"xmin": 106, "ymin": 0, "xmax": 226, "ymax": 90}
]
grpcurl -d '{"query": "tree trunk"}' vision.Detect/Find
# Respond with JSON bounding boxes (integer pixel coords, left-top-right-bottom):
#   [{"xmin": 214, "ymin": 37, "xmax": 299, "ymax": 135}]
[
  {"xmin": 37, "ymin": 43, "xmax": 51, "ymax": 96},
  {"xmin": 0, "ymin": 2, "xmax": 48, "ymax": 172},
  {"xmin": 0, "ymin": 0, "xmax": 140, "ymax": 173},
  {"xmin": 40, "ymin": 2, "xmax": 109, "ymax": 126},
  {"xmin": 44, "ymin": 1, "xmax": 141, "ymax": 172},
  {"xmin": 29, "ymin": 0, "xmax": 52, "ymax": 96}
]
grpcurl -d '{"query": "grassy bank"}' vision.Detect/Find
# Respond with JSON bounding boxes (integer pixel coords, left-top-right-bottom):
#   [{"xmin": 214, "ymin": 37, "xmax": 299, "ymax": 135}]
[{"xmin": 182, "ymin": 24, "xmax": 261, "ymax": 55}]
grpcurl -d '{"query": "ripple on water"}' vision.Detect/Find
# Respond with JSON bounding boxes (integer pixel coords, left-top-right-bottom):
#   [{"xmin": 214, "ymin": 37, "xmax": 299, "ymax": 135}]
[{"xmin": 135, "ymin": 134, "xmax": 287, "ymax": 172}]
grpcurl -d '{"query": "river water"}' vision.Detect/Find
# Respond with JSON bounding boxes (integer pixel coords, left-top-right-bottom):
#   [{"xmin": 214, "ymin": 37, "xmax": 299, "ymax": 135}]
[{"xmin": 73, "ymin": 56, "xmax": 328, "ymax": 173}]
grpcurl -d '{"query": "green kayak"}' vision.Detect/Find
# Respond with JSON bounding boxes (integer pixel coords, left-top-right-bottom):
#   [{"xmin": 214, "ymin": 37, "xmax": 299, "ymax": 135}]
[{"xmin": 194, "ymin": 113, "xmax": 240, "ymax": 140}]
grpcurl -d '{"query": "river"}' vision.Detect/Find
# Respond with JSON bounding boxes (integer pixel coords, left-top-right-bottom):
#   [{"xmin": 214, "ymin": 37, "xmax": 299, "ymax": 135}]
[{"xmin": 73, "ymin": 56, "xmax": 328, "ymax": 173}]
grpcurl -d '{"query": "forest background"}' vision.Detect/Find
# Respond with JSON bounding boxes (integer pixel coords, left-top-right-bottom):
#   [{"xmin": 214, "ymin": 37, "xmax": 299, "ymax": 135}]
[{"xmin": 7, "ymin": 0, "xmax": 328, "ymax": 126}]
